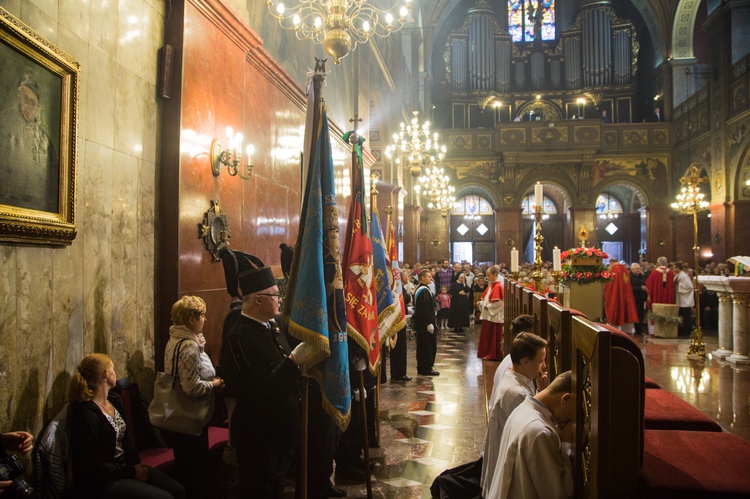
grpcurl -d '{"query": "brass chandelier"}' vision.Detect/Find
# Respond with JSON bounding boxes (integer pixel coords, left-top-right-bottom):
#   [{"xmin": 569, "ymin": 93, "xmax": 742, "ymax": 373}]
[
  {"xmin": 384, "ymin": 111, "xmax": 447, "ymax": 179},
  {"xmin": 414, "ymin": 165, "xmax": 455, "ymax": 213},
  {"xmin": 265, "ymin": 0, "xmax": 412, "ymax": 64}
]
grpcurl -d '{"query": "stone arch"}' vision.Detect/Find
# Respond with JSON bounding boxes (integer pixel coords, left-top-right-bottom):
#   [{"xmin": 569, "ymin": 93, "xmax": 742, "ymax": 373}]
[
  {"xmin": 591, "ymin": 177, "xmax": 652, "ymax": 211},
  {"xmin": 733, "ymin": 141, "xmax": 750, "ymax": 201},
  {"xmin": 515, "ymin": 174, "xmax": 576, "ymax": 210},
  {"xmin": 452, "ymin": 181, "xmax": 500, "ymax": 209},
  {"xmin": 671, "ymin": 0, "xmax": 702, "ymax": 60}
]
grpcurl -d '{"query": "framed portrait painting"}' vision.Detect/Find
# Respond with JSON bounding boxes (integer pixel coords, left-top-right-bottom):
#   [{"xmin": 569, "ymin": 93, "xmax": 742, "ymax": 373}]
[{"xmin": 0, "ymin": 7, "xmax": 79, "ymax": 245}]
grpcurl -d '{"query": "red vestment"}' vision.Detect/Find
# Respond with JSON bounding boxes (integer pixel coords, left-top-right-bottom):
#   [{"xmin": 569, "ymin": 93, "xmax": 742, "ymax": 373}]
[
  {"xmin": 477, "ymin": 280, "xmax": 504, "ymax": 359},
  {"xmin": 645, "ymin": 266, "xmax": 675, "ymax": 310},
  {"xmin": 604, "ymin": 263, "xmax": 639, "ymax": 326}
]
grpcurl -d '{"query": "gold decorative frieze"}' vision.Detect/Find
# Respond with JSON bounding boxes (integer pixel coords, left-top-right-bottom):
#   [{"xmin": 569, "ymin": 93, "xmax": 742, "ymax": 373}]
[
  {"xmin": 603, "ymin": 130, "xmax": 617, "ymax": 146},
  {"xmin": 477, "ymin": 134, "xmax": 493, "ymax": 150},
  {"xmin": 623, "ymin": 129, "xmax": 647, "ymax": 145},
  {"xmin": 448, "ymin": 134, "xmax": 473, "ymax": 150},
  {"xmin": 500, "ymin": 128, "xmax": 526, "ymax": 145},
  {"xmin": 573, "ymin": 126, "xmax": 600, "ymax": 143},
  {"xmin": 450, "ymin": 160, "xmax": 504, "ymax": 183},
  {"xmin": 532, "ymin": 126, "xmax": 568, "ymax": 143},
  {"xmin": 653, "ymin": 129, "xmax": 669, "ymax": 145}
]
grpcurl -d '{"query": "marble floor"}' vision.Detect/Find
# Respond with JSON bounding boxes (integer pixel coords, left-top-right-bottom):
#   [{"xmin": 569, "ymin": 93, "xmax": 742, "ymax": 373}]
[{"xmin": 288, "ymin": 325, "xmax": 750, "ymax": 498}]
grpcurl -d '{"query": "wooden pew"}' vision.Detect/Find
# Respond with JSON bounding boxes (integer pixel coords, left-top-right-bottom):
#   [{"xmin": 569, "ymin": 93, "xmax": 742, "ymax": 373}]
[
  {"xmin": 571, "ymin": 317, "xmax": 641, "ymax": 498},
  {"xmin": 572, "ymin": 316, "xmax": 750, "ymax": 498},
  {"xmin": 547, "ymin": 300, "xmax": 571, "ymax": 381},
  {"xmin": 531, "ymin": 292, "xmax": 548, "ymax": 341}
]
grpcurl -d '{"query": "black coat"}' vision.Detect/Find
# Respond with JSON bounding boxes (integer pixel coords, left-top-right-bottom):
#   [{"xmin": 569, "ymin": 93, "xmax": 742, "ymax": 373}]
[
  {"xmin": 70, "ymin": 393, "xmax": 139, "ymax": 499},
  {"xmin": 221, "ymin": 315, "xmax": 301, "ymax": 452},
  {"xmin": 630, "ymin": 271, "xmax": 648, "ymax": 302},
  {"xmin": 413, "ymin": 283, "xmax": 436, "ymax": 330}
]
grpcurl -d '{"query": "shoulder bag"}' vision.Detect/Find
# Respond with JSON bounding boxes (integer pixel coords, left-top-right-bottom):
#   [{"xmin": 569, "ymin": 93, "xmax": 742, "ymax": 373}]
[{"xmin": 148, "ymin": 338, "xmax": 214, "ymax": 436}]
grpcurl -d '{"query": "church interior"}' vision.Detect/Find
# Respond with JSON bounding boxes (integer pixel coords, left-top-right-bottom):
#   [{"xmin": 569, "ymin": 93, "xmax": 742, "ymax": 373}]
[{"xmin": 2, "ymin": 0, "xmax": 750, "ymax": 497}]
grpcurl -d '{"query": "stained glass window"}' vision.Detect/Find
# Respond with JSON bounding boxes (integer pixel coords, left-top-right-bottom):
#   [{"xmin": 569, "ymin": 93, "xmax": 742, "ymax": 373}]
[
  {"xmin": 452, "ymin": 195, "xmax": 494, "ymax": 215},
  {"xmin": 508, "ymin": 0, "xmax": 555, "ymax": 43},
  {"xmin": 521, "ymin": 195, "xmax": 557, "ymax": 215}
]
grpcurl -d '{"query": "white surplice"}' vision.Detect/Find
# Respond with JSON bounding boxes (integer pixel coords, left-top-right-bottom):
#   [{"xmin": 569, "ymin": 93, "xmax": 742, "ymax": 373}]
[
  {"xmin": 486, "ymin": 397, "xmax": 573, "ymax": 499},
  {"xmin": 480, "ymin": 368, "xmax": 536, "ymax": 498}
]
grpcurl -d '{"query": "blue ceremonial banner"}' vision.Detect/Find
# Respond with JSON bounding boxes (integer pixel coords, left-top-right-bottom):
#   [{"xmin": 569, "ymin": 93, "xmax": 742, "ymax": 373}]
[
  {"xmin": 285, "ymin": 70, "xmax": 350, "ymax": 431},
  {"xmin": 371, "ymin": 208, "xmax": 406, "ymax": 343}
]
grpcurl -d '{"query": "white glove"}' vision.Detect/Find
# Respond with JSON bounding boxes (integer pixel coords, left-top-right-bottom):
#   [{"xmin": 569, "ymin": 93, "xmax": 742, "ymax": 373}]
[
  {"xmin": 427, "ymin": 324, "xmax": 435, "ymax": 334},
  {"xmin": 354, "ymin": 357, "xmax": 367, "ymax": 372},
  {"xmin": 291, "ymin": 342, "xmax": 313, "ymax": 365},
  {"xmin": 353, "ymin": 388, "xmax": 367, "ymax": 402}
]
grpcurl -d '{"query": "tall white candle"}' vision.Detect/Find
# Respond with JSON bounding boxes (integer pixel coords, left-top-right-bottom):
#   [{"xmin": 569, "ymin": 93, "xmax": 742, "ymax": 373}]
[
  {"xmin": 535, "ymin": 182, "xmax": 543, "ymax": 212},
  {"xmin": 553, "ymin": 246, "xmax": 561, "ymax": 271},
  {"xmin": 511, "ymin": 248, "xmax": 519, "ymax": 273}
]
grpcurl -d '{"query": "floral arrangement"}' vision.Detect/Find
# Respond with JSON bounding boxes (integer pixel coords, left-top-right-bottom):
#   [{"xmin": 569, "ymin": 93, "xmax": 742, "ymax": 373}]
[{"xmin": 559, "ymin": 247, "xmax": 612, "ymax": 285}]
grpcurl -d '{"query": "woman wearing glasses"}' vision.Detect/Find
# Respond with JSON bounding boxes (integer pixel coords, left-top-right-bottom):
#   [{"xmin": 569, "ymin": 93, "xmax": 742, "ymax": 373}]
[{"xmin": 163, "ymin": 295, "xmax": 224, "ymax": 499}]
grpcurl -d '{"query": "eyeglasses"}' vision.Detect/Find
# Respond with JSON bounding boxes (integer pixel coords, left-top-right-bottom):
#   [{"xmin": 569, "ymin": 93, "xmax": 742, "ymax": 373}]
[{"xmin": 257, "ymin": 293, "xmax": 282, "ymax": 300}]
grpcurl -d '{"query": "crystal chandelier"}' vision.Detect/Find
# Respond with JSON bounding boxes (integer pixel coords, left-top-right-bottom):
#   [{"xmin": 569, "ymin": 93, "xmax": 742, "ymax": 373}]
[
  {"xmin": 671, "ymin": 165, "xmax": 709, "ymax": 214},
  {"xmin": 414, "ymin": 165, "xmax": 455, "ymax": 212},
  {"xmin": 265, "ymin": 0, "xmax": 412, "ymax": 64},
  {"xmin": 384, "ymin": 111, "xmax": 447, "ymax": 179}
]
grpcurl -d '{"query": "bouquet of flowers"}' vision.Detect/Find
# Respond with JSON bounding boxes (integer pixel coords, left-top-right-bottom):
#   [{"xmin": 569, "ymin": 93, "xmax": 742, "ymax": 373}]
[{"xmin": 559, "ymin": 247, "xmax": 612, "ymax": 285}]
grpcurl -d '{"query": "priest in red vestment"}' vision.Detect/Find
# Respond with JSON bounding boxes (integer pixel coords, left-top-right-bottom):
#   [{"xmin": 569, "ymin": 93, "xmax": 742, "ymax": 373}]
[
  {"xmin": 604, "ymin": 259, "xmax": 640, "ymax": 326},
  {"xmin": 645, "ymin": 256, "xmax": 675, "ymax": 310},
  {"xmin": 477, "ymin": 266, "xmax": 505, "ymax": 359}
]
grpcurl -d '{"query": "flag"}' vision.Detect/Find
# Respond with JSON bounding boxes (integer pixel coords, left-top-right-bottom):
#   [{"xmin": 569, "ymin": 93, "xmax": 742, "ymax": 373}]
[
  {"xmin": 387, "ymin": 221, "xmax": 407, "ymax": 348},
  {"xmin": 341, "ymin": 130, "xmax": 380, "ymax": 374},
  {"xmin": 371, "ymin": 207, "xmax": 406, "ymax": 344},
  {"xmin": 284, "ymin": 68, "xmax": 350, "ymax": 431}
]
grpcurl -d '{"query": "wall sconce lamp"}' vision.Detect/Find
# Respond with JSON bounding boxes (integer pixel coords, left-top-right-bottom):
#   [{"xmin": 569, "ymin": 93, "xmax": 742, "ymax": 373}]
[
  {"xmin": 431, "ymin": 238, "xmax": 441, "ymax": 247},
  {"xmin": 210, "ymin": 126, "xmax": 254, "ymax": 180}
]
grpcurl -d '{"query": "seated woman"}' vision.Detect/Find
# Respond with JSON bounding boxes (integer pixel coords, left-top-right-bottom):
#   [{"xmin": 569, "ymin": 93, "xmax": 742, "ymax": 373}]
[{"xmin": 69, "ymin": 353, "xmax": 185, "ymax": 499}]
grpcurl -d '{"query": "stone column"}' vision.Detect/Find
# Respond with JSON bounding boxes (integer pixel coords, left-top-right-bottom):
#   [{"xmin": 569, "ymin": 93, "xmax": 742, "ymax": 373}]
[
  {"xmin": 727, "ymin": 293, "xmax": 750, "ymax": 365},
  {"xmin": 714, "ymin": 291, "xmax": 734, "ymax": 359}
]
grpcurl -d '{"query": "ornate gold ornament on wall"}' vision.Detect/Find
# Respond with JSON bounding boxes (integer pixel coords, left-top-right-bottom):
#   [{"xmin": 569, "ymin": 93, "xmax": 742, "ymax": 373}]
[
  {"xmin": 198, "ymin": 200, "xmax": 231, "ymax": 263},
  {"xmin": 448, "ymin": 134, "xmax": 473, "ymax": 150},
  {"xmin": 503, "ymin": 195, "xmax": 515, "ymax": 205},
  {"xmin": 532, "ymin": 126, "xmax": 568, "ymax": 144},
  {"xmin": 573, "ymin": 126, "xmax": 600, "ymax": 143},
  {"xmin": 623, "ymin": 129, "xmax": 647, "ymax": 146},
  {"xmin": 450, "ymin": 160, "xmax": 504, "ymax": 183}
]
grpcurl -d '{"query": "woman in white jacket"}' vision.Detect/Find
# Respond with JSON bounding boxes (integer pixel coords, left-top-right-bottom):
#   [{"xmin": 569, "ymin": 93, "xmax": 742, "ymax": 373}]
[{"xmin": 163, "ymin": 296, "xmax": 224, "ymax": 499}]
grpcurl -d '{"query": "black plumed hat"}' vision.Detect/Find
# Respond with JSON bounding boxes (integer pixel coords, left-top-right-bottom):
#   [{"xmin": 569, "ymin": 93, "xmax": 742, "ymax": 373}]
[{"xmin": 219, "ymin": 248, "xmax": 267, "ymax": 298}]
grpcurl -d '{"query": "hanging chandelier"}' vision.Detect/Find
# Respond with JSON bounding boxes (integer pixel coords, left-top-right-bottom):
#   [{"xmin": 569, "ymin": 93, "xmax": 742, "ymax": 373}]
[
  {"xmin": 414, "ymin": 165, "xmax": 455, "ymax": 212},
  {"xmin": 384, "ymin": 111, "xmax": 447, "ymax": 179},
  {"xmin": 671, "ymin": 165, "xmax": 709, "ymax": 214},
  {"xmin": 265, "ymin": 0, "xmax": 412, "ymax": 64}
]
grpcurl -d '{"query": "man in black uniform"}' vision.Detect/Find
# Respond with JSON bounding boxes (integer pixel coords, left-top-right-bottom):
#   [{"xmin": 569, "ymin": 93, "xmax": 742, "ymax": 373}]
[
  {"xmin": 414, "ymin": 269, "xmax": 439, "ymax": 376},
  {"xmin": 221, "ymin": 266, "xmax": 312, "ymax": 498},
  {"xmin": 630, "ymin": 263, "xmax": 648, "ymax": 335}
]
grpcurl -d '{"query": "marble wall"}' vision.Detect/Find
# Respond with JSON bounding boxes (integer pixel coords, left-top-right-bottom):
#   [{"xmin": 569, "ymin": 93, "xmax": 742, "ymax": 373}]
[{"xmin": 0, "ymin": 0, "xmax": 163, "ymax": 431}]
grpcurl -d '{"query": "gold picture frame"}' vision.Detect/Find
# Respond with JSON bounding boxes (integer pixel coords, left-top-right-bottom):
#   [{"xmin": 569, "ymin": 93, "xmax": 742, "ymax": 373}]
[{"xmin": 0, "ymin": 7, "xmax": 79, "ymax": 245}]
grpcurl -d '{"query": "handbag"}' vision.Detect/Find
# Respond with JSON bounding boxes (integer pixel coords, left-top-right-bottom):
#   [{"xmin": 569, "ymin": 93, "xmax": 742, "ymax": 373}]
[{"xmin": 148, "ymin": 339, "xmax": 214, "ymax": 436}]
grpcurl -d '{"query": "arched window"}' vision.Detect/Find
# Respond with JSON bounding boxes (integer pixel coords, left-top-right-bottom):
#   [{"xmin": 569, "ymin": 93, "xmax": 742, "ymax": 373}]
[
  {"xmin": 452, "ymin": 195, "xmax": 494, "ymax": 217},
  {"xmin": 521, "ymin": 194, "xmax": 557, "ymax": 218},
  {"xmin": 596, "ymin": 193, "xmax": 623, "ymax": 219},
  {"xmin": 509, "ymin": 0, "xmax": 556, "ymax": 43}
]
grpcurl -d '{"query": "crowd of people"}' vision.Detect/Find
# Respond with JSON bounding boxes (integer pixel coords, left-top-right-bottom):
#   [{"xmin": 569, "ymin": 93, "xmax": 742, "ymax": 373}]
[{"xmin": 6, "ymin": 251, "xmax": 730, "ymax": 499}]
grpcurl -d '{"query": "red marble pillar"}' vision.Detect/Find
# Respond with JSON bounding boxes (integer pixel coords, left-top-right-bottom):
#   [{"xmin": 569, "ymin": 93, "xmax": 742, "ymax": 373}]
[
  {"xmin": 673, "ymin": 213, "xmax": 695, "ymax": 264},
  {"xmin": 403, "ymin": 204, "xmax": 422, "ymax": 264},
  {"xmin": 709, "ymin": 203, "xmax": 727, "ymax": 263},
  {"xmin": 645, "ymin": 206, "xmax": 674, "ymax": 262},
  {"xmin": 731, "ymin": 200, "xmax": 750, "ymax": 257}
]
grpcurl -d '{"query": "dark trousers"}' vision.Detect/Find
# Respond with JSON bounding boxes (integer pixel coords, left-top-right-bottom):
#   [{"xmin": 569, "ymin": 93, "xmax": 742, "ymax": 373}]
[
  {"xmin": 302, "ymin": 382, "xmax": 341, "ymax": 498},
  {"xmin": 236, "ymin": 441, "xmax": 295, "ymax": 499},
  {"xmin": 389, "ymin": 327, "xmax": 408, "ymax": 379},
  {"xmin": 416, "ymin": 327, "xmax": 437, "ymax": 374},
  {"xmin": 167, "ymin": 427, "xmax": 209, "ymax": 499},
  {"xmin": 678, "ymin": 307, "xmax": 694, "ymax": 336},
  {"xmin": 634, "ymin": 296, "xmax": 647, "ymax": 334},
  {"xmin": 106, "ymin": 467, "xmax": 186, "ymax": 499}
]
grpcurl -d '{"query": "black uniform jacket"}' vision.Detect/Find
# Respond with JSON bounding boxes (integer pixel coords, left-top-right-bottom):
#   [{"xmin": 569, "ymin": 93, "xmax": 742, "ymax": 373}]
[
  {"xmin": 221, "ymin": 315, "xmax": 301, "ymax": 450},
  {"xmin": 413, "ymin": 283, "xmax": 436, "ymax": 330}
]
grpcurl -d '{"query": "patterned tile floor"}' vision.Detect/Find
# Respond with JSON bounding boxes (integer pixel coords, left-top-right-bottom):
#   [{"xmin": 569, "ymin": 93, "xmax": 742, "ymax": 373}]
[{"xmin": 327, "ymin": 325, "xmax": 487, "ymax": 498}]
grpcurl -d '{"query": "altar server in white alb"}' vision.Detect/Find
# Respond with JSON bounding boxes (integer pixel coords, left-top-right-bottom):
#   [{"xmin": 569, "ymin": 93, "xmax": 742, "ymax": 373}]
[
  {"xmin": 486, "ymin": 370, "xmax": 575, "ymax": 499},
  {"xmin": 480, "ymin": 332, "xmax": 548, "ymax": 498}
]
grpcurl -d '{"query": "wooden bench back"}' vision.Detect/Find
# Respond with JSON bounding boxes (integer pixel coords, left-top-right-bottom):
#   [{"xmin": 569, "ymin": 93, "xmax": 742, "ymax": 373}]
[
  {"xmin": 532, "ymin": 292, "xmax": 548, "ymax": 341},
  {"xmin": 547, "ymin": 300, "xmax": 571, "ymax": 380},
  {"xmin": 571, "ymin": 316, "xmax": 641, "ymax": 499}
]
